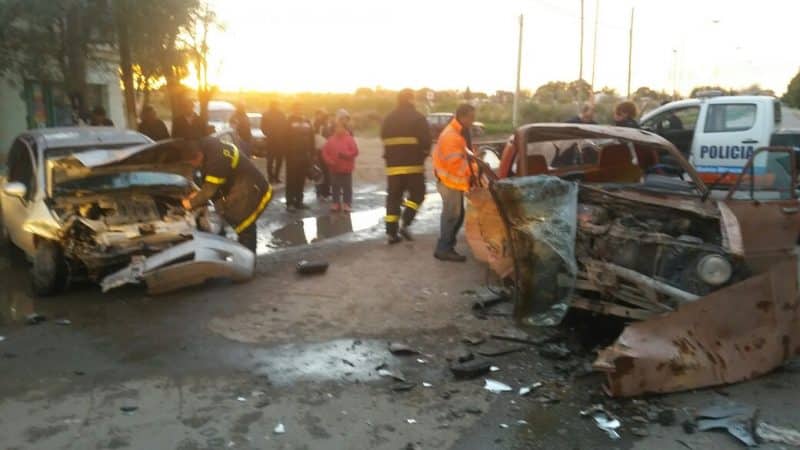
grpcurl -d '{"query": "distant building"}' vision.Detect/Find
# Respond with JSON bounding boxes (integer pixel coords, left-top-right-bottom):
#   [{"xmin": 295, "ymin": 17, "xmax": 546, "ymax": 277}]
[
  {"xmin": 494, "ymin": 90, "xmax": 514, "ymax": 104},
  {"xmin": 0, "ymin": 48, "xmax": 125, "ymax": 152}
]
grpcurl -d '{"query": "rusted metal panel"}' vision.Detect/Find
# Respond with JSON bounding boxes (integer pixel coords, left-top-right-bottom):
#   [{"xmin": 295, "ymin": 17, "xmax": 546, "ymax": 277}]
[
  {"xmin": 464, "ymin": 188, "xmax": 513, "ymax": 279},
  {"xmin": 594, "ymin": 259, "xmax": 800, "ymax": 397}
]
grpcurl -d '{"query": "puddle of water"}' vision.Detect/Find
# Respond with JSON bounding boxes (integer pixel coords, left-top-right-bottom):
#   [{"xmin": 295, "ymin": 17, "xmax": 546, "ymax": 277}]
[
  {"xmin": 248, "ymin": 338, "xmax": 394, "ymax": 385},
  {"xmin": 259, "ymin": 207, "xmax": 384, "ymax": 254}
]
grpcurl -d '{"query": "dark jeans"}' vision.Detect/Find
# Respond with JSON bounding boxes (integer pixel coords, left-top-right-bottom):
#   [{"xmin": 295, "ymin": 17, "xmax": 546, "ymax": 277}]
[
  {"xmin": 285, "ymin": 159, "xmax": 307, "ymax": 207},
  {"xmin": 238, "ymin": 222, "xmax": 257, "ymax": 252},
  {"xmin": 315, "ymin": 151, "xmax": 331, "ymax": 198},
  {"xmin": 330, "ymin": 172, "xmax": 353, "ymax": 205},
  {"xmin": 267, "ymin": 151, "xmax": 284, "ymax": 181},
  {"xmin": 436, "ymin": 182, "xmax": 465, "ymax": 253}
]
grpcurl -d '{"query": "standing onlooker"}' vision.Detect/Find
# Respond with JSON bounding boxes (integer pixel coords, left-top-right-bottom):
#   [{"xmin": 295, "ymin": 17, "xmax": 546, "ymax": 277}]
[
  {"xmin": 89, "ymin": 106, "xmax": 114, "ymax": 126},
  {"xmin": 172, "ymin": 97, "xmax": 206, "ymax": 140},
  {"xmin": 313, "ymin": 109, "xmax": 332, "ymax": 200},
  {"xmin": 614, "ymin": 101, "xmax": 640, "ymax": 128},
  {"xmin": 566, "ymin": 103, "xmax": 597, "ymax": 124},
  {"xmin": 260, "ymin": 101, "xmax": 288, "ymax": 183},
  {"xmin": 381, "ymin": 89, "xmax": 432, "ymax": 244},
  {"xmin": 285, "ymin": 103, "xmax": 315, "ymax": 211},
  {"xmin": 229, "ymin": 103, "xmax": 253, "ymax": 156},
  {"xmin": 137, "ymin": 105, "xmax": 170, "ymax": 141},
  {"xmin": 322, "ymin": 113, "xmax": 359, "ymax": 213},
  {"xmin": 432, "ymin": 104, "xmax": 478, "ymax": 262}
]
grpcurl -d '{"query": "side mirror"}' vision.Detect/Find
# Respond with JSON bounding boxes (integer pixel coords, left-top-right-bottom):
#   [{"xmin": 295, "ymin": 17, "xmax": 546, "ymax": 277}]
[{"xmin": 2, "ymin": 181, "xmax": 26, "ymax": 199}]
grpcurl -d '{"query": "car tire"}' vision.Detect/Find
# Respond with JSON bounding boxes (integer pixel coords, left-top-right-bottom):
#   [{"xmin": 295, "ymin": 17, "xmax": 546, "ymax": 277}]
[{"xmin": 31, "ymin": 240, "xmax": 68, "ymax": 296}]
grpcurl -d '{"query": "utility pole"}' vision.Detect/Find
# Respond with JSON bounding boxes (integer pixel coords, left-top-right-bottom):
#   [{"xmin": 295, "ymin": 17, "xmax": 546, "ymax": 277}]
[
  {"xmin": 512, "ymin": 14, "xmax": 523, "ymax": 128},
  {"xmin": 579, "ymin": 0, "xmax": 585, "ymax": 82},
  {"xmin": 626, "ymin": 7, "xmax": 634, "ymax": 98},
  {"xmin": 590, "ymin": 0, "xmax": 599, "ymax": 88}
]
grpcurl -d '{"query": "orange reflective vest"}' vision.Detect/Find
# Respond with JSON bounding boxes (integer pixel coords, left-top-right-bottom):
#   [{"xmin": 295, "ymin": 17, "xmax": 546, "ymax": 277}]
[{"xmin": 433, "ymin": 119, "xmax": 473, "ymax": 191}]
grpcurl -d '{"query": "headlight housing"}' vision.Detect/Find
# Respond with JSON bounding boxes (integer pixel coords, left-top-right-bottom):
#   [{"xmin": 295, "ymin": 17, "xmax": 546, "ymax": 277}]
[{"xmin": 696, "ymin": 254, "xmax": 732, "ymax": 286}]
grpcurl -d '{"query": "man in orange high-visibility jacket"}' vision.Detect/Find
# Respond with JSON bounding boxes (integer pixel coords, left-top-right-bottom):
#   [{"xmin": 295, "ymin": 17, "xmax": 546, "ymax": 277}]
[{"xmin": 432, "ymin": 103, "xmax": 477, "ymax": 262}]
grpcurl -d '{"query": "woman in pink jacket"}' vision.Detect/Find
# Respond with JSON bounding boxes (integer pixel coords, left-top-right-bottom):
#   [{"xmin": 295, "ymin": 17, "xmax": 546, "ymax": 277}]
[{"xmin": 321, "ymin": 111, "xmax": 359, "ymax": 212}]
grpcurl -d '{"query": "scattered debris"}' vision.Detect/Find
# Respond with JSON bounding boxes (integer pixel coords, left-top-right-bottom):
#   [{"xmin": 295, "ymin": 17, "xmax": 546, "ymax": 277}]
[
  {"xmin": 388, "ymin": 342, "xmax": 419, "ymax": 355},
  {"xmin": 591, "ymin": 412, "xmax": 621, "ymax": 440},
  {"xmin": 406, "ymin": 419, "xmax": 417, "ymax": 424},
  {"xmin": 25, "ymin": 313, "xmax": 46, "ymax": 325},
  {"xmin": 274, "ymin": 423, "xmax": 285, "ymax": 434},
  {"xmin": 236, "ymin": 396, "xmax": 247, "ymax": 402},
  {"xmin": 0, "ymin": 336, "xmax": 4, "ymax": 342},
  {"xmin": 755, "ymin": 421, "xmax": 800, "ymax": 446},
  {"xmin": 378, "ymin": 368, "xmax": 407, "ymax": 382},
  {"xmin": 694, "ymin": 403, "xmax": 757, "ymax": 447},
  {"xmin": 462, "ymin": 335, "xmax": 485, "ymax": 346},
  {"xmin": 476, "ymin": 343, "xmax": 526, "ymax": 357},
  {"xmin": 490, "ymin": 366, "xmax": 500, "ymax": 372},
  {"xmin": 499, "ymin": 423, "xmax": 509, "ymax": 429},
  {"xmin": 341, "ymin": 359, "xmax": 355, "ymax": 367},
  {"xmin": 391, "ymin": 382, "xmax": 416, "ymax": 392},
  {"xmin": 538, "ymin": 343, "xmax": 571, "ymax": 360},
  {"xmin": 450, "ymin": 358, "xmax": 491, "ymax": 379},
  {"xmin": 296, "ymin": 260, "xmax": 329, "ymax": 275},
  {"xmin": 465, "ymin": 406, "xmax": 483, "ymax": 415},
  {"xmin": 120, "ymin": 406, "xmax": 138, "ymax": 414},
  {"xmin": 422, "ymin": 382, "xmax": 432, "ymax": 388},
  {"xmin": 483, "ymin": 379, "xmax": 513, "ymax": 393},
  {"xmin": 55, "ymin": 319, "xmax": 72, "ymax": 326},
  {"xmin": 416, "ymin": 358, "xmax": 427, "ymax": 364},
  {"xmin": 516, "ymin": 420, "xmax": 529, "ymax": 426},
  {"xmin": 519, "ymin": 382, "xmax": 543, "ymax": 396}
]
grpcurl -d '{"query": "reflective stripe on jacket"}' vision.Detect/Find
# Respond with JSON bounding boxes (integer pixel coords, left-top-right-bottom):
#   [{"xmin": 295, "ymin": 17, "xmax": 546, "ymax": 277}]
[{"xmin": 433, "ymin": 119, "xmax": 472, "ymax": 191}]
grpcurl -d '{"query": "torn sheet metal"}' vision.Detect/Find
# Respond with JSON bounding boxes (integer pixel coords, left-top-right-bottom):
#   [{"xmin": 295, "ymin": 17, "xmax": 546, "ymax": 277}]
[
  {"xmin": 593, "ymin": 259, "xmax": 800, "ymax": 397},
  {"xmin": 101, "ymin": 231, "xmax": 254, "ymax": 294},
  {"xmin": 464, "ymin": 187, "xmax": 513, "ymax": 278},
  {"xmin": 490, "ymin": 176, "xmax": 577, "ymax": 325}
]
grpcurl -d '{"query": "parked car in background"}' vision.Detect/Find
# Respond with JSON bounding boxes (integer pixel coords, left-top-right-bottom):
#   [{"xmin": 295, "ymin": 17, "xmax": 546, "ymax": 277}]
[
  {"xmin": 202, "ymin": 100, "xmax": 236, "ymax": 134},
  {"xmin": 247, "ymin": 112, "xmax": 268, "ymax": 157},
  {"xmin": 640, "ymin": 95, "xmax": 785, "ymax": 185},
  {"xmin": 426, "ymin": 112, "xmax": 485, "ymax": 141},
  {"xmin": 0, "ymin": 127, "xmax": 248, "ymax": 295}
]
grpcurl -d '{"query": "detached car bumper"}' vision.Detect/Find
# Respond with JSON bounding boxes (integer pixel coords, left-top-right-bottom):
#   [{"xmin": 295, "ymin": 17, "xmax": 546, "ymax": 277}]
[{"xmin": 101, "ymin": 231, "xmax": 255, "ymax": 294}]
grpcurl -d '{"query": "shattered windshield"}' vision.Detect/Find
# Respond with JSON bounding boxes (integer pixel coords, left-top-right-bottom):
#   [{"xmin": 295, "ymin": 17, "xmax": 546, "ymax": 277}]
[{"xmin": 54, "ymin": 171, "xmax": 189, "ymax": 194}]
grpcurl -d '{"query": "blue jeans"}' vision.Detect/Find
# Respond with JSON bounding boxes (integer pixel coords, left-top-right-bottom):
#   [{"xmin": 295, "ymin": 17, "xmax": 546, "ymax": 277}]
[{"xmin": 436, "ymin": 182, "xmax": 465, "ymax": 253}]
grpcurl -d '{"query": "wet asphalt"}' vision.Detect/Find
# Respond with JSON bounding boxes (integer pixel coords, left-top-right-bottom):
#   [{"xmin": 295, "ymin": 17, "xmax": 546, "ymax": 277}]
[{"xmin": 2, "ymin": 178, "xmax": 799, "ymax": 450}]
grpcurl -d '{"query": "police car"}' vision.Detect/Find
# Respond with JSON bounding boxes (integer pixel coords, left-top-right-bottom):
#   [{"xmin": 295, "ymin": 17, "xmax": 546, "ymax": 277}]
[{"xmin": 641, "ymin": 94, "xmax": 797, "ymax": 185}]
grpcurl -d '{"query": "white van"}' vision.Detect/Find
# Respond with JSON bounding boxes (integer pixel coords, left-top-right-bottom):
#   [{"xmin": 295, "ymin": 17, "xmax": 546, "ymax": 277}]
[{"xmin": 640, "ymin": 95, "xmax": 783, "ymax": 184}]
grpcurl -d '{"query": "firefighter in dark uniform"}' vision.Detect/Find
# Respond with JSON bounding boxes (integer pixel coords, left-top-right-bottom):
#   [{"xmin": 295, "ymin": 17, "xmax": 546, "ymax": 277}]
[
  {"xmin": 381, "ymin": 89, "xmax": 433, "ymax": 244},
  {"xmin": 181, "ymin": 137, "xmax": 272, "ymax": 252},
  {"xmin": 285, "ymin": 103, "xmax": 315, "ymax": 211}
]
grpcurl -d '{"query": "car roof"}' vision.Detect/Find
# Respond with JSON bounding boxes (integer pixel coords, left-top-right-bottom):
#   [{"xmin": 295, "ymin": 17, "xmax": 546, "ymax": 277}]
[{"xmin": 24, "ymin": 127, "xmax": 151, "ymax": 150}]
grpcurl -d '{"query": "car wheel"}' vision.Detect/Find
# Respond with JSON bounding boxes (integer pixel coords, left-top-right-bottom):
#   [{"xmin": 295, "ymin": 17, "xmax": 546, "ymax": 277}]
[{"xmin": 31, "ymin": 240, "xmax": 68, "ymax": 296}]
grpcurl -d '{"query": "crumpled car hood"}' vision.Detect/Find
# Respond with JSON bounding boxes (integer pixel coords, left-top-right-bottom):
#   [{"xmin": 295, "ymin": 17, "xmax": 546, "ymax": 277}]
[{"xmin": 50, "ymin": 140, "xmax": 196, "ymax": 184}]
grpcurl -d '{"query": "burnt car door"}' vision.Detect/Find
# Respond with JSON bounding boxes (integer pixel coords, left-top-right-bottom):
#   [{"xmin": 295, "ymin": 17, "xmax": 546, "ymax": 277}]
[{"xmin": 723, "ymin": 147, "xmax": 800, "ymax": 272}]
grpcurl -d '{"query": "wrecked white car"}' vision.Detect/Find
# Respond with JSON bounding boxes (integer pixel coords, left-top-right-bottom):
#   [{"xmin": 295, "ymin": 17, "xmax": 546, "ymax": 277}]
[{"xmin": 0, "ymin": 127, "xmax": 253, "ymax": 295}]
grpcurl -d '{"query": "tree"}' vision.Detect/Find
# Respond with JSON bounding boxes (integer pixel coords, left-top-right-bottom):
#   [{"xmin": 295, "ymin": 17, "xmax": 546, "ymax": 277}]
[
  {"xmin": 0, "ymin": 0, "xmax": 114, "ymax": 120},
  {"xmin": 126, "ymin": 0, "xmax": 197, "ymax": 118},
  {"xmin": 181, "ymin": 1, "xmax": 223, "ymax": 128},
  {"xmin": 784, "ymin": 70, "xmax": 800, "ymax": 108}
]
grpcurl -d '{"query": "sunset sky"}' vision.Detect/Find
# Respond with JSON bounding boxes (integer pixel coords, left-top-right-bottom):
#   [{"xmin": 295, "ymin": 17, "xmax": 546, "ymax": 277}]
[{"xmin": 202, "ymin": 0, "xmax": 799, "ymax": 95}]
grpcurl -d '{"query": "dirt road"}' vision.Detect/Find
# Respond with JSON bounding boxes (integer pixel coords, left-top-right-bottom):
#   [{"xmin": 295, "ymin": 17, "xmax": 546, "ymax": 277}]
[{"xmin": 1, "ymin": 137, "xmax": 799, "ymax": 449}]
